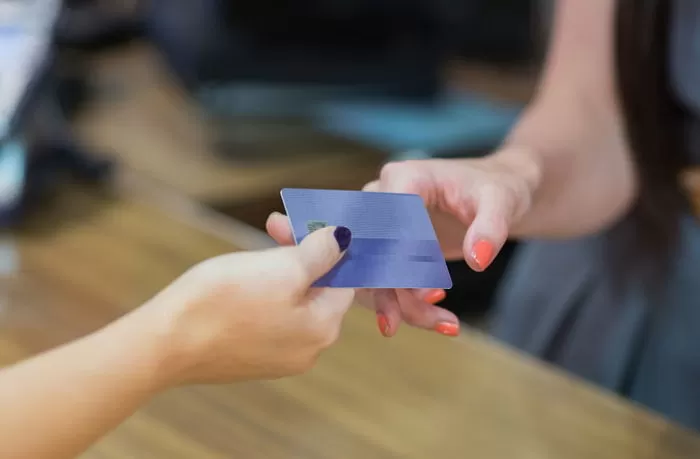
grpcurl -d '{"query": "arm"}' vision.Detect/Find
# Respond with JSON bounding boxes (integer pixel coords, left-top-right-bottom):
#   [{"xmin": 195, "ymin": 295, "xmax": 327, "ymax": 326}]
[
  {"xmin": 0, "ymin": 308, "xmax": 168, "ymax": 459},
  {"xmin": 0, "ymin": 226, "xmax": 352, "ymax": 459},
  {"xmin": 500, "ymin": 0, "xmax": 637, "ymax": 238}
]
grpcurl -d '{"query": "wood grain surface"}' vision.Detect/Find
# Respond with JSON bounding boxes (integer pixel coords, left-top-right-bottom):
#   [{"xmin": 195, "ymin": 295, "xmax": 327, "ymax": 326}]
[
  {"xmin": 73, "ymin": 43, "xmax": 385, "ymax": 207},
  {"xmin": 0, "ymin": 185, "xmax": 698, "ymax": 459},
  {"xmin": 72, "ymin": 44, "xmax": 536, "ymax": 210}
]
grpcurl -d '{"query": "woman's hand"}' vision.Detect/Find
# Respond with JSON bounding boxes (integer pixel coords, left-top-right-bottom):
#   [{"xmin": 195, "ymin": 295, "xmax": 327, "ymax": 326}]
[
  {"xmin": 143, "ymin": 226, "xmax": 355, "ymax": 386},
  {"xmin": 266, "ymin": 150, "xmax": 540, "ymax": 338},
  {"xmin": 364, "ymin": 149, "xmax": 540, "ymax": 269}
]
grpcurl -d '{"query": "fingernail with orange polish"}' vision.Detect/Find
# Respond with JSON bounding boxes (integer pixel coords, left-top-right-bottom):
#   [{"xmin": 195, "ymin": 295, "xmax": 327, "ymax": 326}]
[
  {"xmin": 424, "ymin": 289, "xmax": 446, "ymax": 304},
  {"xmin": 377, "ymin": 314, "xmax": 391, "ymax": 337},
  {"xmin": 435, "ymin": 322, "xmax": 460, "ymax": 337},
  {"xmin": 471, "ymin": 240, "xmax": 494, "ymax": 271}
]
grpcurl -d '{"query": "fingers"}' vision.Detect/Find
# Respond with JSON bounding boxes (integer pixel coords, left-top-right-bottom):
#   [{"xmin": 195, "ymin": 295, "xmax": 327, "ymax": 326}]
[
  {"xmin": 375, "ymin": 161, "xmax": 431, "ymax": 197},
  {"xmin": 291, "ymin": 224, "xmax": 354, "ymax": 348},
  {"xmin": 365, "ymin": 161, "xmax": 437, "ymax": 208},
  {"xmin": 395, "ymin": 290, "xmax": 460, "ymax": 336},
  {"xmin": 371, "ymin": 288, "xmax": 459, "ymax": 338},
  {"xmin": 316, "ymin": 289, "xmax": 401, "ymax": 338},
  {"xmin": 362, "ymin": 180, "xmax": 380, "ymax": 192},
  {"xmin": 413, "ymin": 288, "xmax": 446, "ymax": 305},
  {"xmin": 372, "ymin": 290, "xmax": 403, "ymax": 338},
  {"xmin": 462, "ymin": 188, "xmax": 512, "ymax": 272},
  {"xmin": 293, "ymin": 226, "xmax": 351, "ymax": 284},
  {"xmin": 266, "ymin": 212, "xmax": 295, "ymax": 246},
  {"xmin": 304, "ymin": 287, "xmax": 356, "ymax": 338},
  {"xmin": 295, "ymin": 287, "xmax": 354, "ymax": 365}
]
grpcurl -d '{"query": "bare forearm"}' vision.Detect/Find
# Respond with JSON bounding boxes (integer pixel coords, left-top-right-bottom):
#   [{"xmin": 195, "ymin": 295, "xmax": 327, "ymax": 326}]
[
  {"xmin": 0, "ymin": 307, "xmax": 169, "ymax": 459},
  {"xmin": 501, "ymin": 0, "xmax": 637, "ymax": 238},
  {"xmin": 504, "ymin": 97, "xmax": 635, "ymax": 238}
]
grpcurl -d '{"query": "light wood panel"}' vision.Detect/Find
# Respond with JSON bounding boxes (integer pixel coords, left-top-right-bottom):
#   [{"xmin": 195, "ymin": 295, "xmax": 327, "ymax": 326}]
[
  {"xmin": 445, "ymin": 61, "xmax": 537, "ymax": 103},
  {"xmin": 72, "ymin": 43, "xmax": 539, "ymax": 210},
  {"xmin": 73, "ymin": 43, "xmax": 385, "ymax": 207},
  {"xmin": 0, "ymin": 185, "xmax": 698, "ymax": 458},
  {"xmin": 683, "ymin": 168, "xmax": 700, "ymax": 214}
]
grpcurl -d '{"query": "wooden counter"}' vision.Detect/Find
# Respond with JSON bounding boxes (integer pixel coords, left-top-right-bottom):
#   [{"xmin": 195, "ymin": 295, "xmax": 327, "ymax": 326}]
[
  {"xmin": 71, "ymin": 43, "xmax": 537, "ymax": 230},
  {"xmin": 0, "ymin": 181, "xmax": 698, "ymax": 459},
  {"xmin": 73, "ymin": 43, "xmax": 386, "ymax": 208}
]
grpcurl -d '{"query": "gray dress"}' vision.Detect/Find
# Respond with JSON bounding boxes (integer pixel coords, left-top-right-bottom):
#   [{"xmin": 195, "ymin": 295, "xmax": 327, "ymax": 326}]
[{"xmin": 489, "ymin": 0, "xmax": 700, "ymax": 430}]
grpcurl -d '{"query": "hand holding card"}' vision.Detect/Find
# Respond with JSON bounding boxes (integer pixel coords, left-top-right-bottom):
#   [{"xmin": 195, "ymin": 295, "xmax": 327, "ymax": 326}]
[
  {"xmin": 281, "ymin": 188, "xmax": 453, "ymax": 289},
  {"xmin": 269, "ymin": 189, "xmax": 460, "ymax": 338}
]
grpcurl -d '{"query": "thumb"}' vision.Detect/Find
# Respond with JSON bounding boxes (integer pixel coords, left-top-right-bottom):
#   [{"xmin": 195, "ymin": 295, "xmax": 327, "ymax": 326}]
[
  {"xmin": 293, "ymin": 226, "xmax": 352, "ymax": 283},
  {"xmin": 463, "ymin": 191, "xmax": 511, "ymax": 272}
]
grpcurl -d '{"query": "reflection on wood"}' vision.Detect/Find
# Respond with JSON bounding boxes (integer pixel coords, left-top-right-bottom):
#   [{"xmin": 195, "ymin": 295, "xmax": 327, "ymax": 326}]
[{"xmin": 0, "ymin": 187, "xmax": 698, "ymax": 458}]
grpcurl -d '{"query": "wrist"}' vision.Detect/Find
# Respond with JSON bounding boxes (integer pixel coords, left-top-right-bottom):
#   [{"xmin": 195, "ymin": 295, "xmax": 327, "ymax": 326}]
[
  {"xmin": 490, "ymin": 144, "xmax": 544, "ymax": 198},
  {"xmin": 101, "ymin": 304, "xmax": 183, "ymax": 394}
]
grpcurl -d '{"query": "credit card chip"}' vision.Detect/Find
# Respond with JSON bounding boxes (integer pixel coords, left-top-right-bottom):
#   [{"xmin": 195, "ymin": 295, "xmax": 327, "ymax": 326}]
[{"xmin": 307, "ymin": 220, "xmax": 328, "ymax": 233}]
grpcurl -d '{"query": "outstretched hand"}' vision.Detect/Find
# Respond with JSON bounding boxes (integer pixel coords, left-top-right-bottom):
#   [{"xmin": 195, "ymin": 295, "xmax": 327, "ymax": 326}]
[{"xmin": 266, "ymin": 212, "xmax": 461, "ymax": 338}]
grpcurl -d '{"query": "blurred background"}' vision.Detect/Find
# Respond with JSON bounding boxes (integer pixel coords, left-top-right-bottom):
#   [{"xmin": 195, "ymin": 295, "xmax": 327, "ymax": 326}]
[
  {"xmin": 2, "ymin": 0, "xmax": 549, "ymax": 325},
  {"xmin": 8, "ymin": 4, "xmax": 700, "ymax": 455}
]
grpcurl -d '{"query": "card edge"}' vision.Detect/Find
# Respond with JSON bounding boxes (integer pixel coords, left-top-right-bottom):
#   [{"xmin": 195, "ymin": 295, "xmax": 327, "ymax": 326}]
[
  {"xmin": 280, "ymin": 188, "xmax": 454, "ymax": 289},
  {"xmin": 279, "ymin": 189, "xmax": 300, "ymax": 245}
]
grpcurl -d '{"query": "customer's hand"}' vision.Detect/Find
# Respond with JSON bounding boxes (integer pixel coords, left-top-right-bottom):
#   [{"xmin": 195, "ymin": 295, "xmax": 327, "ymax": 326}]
[
  {"xmin": 266, "ymin": 216, "xmax": 462, "ymax": 339},
  {"xmin": 266, "ymin": 150, "xmax": 539, "ymax": 337},
  {"xmin": 141, "ymin": 226, "xmax": 355, "ymax": 386},
  {"xmin": 363, "ymin": 150, "xmax": 538, "ymax": 269}
]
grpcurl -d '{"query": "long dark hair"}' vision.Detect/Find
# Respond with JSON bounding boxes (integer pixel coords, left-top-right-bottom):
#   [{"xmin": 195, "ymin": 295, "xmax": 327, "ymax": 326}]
[{"xmin": 613, "ymin": 0, "xmax": 690, "ymax": 280}]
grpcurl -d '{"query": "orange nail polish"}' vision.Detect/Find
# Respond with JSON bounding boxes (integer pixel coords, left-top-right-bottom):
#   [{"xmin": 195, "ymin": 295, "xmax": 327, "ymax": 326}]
[
  {"xmin": 472, "ymin": 240, "xmax": 494, "ymax": 271},
  {"xmin": 377, "ymin": 314, "xmax": 391, "ymax": 337},
  {"xmin": 424, "ymin": 289, "xmax": 446, "ymax": 304},
  {"xmin": 435, "ymin": 322, "xmax": 460, "ymax": 337}
]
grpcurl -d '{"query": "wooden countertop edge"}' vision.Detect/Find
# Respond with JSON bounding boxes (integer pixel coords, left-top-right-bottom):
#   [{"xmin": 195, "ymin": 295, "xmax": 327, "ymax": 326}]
[
  {"xmin": 120, "ymin": 166, "xmax": 700, "ymax": 251},
  {"xmin": 115, "ymin": 169, "xmax": 276, "ymax": 251},
  {"xmin": 112, "ymin": 169, "xmax": 700, "ymax": 443}
]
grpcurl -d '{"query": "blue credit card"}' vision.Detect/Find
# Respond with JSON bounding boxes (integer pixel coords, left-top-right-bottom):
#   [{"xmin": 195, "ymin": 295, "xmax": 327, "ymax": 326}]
[{"xmin": 281, "ymin": 188, "xmax": 453, "ymax": 289}]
